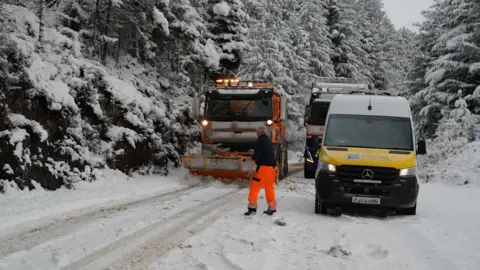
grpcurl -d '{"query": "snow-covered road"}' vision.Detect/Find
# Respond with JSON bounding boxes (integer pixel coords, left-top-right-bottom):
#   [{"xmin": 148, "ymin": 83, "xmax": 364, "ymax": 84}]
[
  {"xmin": 1, "ymin": 169, "xmax": 479, "ymax": 270},
  {"xmin": 155, "ymin": 175, "xmax": 480, "ymax": 270}
]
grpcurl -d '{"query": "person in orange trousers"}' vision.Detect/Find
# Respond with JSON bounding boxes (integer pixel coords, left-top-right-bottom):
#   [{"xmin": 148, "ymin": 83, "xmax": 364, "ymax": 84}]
[{"xmin": 244, "ymin": 125, "xmax": 277, "ymax": 216}]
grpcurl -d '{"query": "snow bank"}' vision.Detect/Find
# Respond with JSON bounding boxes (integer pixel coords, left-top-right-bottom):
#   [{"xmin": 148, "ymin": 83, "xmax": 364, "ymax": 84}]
[
  {"xmin": 0, "ymin": 167, "xmax": 191, "ymax": 232},
  {"xmin": 288, "ymin": 150, "xmax": 303, "ymax": 163},
  {"xmin": 0, "ymin": 4, "xmax": 200, "ymax": 192},
  {"xmin": 420, "ymin": 141, "xmax": 480, "ymax": 186}
]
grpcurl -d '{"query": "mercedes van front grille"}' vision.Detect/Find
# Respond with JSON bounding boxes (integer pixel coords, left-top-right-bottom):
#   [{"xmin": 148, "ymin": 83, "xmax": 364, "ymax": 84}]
[{"xmin": 337, "ymin": 165, "xmax": 397, "ymax": 185}]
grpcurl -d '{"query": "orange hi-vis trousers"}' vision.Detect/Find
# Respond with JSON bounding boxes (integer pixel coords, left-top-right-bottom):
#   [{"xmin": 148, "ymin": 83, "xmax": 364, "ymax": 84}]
[{"xmin": 248, "ymin": 166, "xmax": 277, "ymax": 211}]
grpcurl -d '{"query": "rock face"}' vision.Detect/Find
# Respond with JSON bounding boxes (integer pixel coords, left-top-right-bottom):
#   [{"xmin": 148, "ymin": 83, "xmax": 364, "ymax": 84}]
[{"xmin": 0, "ymin": 5, "xmax": 200, "ymax": 192}]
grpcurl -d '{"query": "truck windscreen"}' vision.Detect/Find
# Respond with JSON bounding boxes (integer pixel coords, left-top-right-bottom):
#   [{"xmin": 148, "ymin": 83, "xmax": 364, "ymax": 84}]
[
  {"xmin": 308, "ymin": 101, "xmax": 330, "ymax": 125},
  {"xmin": 323, "ymin": 114, "xmax": 414, "ymax": 151},
  {"xmin": 205, "ymin": 98, "xmax": 272, "ymax": 120}
]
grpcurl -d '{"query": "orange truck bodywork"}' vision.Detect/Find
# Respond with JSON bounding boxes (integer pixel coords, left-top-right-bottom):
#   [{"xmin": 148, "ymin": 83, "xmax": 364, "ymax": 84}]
[{"xmin": 181, "ymin": 79, "xmax": 289, "ymax": 180}]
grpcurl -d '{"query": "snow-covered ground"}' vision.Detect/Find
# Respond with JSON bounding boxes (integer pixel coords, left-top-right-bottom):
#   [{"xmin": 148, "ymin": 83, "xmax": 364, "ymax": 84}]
[
  {"xmin": 1, "ymin": 168, "xmax": 479, "ymax": 270},
  {"xmin": 156, "ymin": 177, "xmax": 480, "ymax": 270},
  {"xmin": 0, "ymin": 168, "xmax": 193, "ymax": 233}
]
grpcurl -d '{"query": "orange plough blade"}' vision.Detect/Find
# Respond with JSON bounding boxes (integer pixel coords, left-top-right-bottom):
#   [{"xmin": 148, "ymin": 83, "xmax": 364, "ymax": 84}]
[{"xmin": 180, "ymin": 153, "xmax": 256, "ymax": 180}]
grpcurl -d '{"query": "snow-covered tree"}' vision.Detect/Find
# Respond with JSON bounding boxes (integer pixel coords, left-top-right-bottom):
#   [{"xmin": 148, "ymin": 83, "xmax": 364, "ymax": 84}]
[
  {"xmin": 298, "ymin": 0, "xmax": 334, "ymax": 78},
  {"xmin": 410, "ymin": 0, "xmax": 480, "ymax": 138},
  {"xmin": 0, "ymin": 0, "xmax": 423, "ymax": 190},
  {"xmin": 204, "ymin": 0, "xmax": 249, "ymax": 78},
  {"xmin": 326, "ymin": 0, "xmax": 361, "ymax": 78}
]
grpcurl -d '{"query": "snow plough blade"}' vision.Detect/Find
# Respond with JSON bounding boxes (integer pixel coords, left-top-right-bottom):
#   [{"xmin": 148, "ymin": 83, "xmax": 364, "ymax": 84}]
[{"xmin": 180, "ymin": 152, "xmax": 256, "ymax": 180}]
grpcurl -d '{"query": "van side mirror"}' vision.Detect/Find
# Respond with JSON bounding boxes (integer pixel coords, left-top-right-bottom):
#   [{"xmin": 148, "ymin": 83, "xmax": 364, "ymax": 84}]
[
  {"xmin": 192, "ymin": 97, "xmax": 200, "ymax": 120},
  {"xmin": 416, "ymin": 139, "xmax": 426, "ymax": 155}
]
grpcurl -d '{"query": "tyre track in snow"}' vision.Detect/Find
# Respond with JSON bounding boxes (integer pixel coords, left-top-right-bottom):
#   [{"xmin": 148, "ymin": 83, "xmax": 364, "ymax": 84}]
[
  {"xmin": 63, "ymin": 189, "xmax": 244, "ymax": 270},
  {"xmin": 0, "ymin": 184, "xmax": 207, "ymax": 258},
  {"xmin": 64, "ymin": 169, "xmax": 301, "ymax": 270}
]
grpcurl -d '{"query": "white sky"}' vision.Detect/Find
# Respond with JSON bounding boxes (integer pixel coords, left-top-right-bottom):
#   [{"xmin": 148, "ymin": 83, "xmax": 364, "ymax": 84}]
[{"xmin": 382, "ymin": 0, "xmax": 434, "ymax": 30}]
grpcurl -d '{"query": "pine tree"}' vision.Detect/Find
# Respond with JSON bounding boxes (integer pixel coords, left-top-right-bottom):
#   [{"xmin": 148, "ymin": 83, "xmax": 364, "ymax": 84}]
[
  {"xmin": 414, "ymin": 0, "xmax": 480, "ymax": 138},
  {"xmin": 298, "ymin": 0, "xmax": 334, "ymax": 78},
  {"xmin": 326, "ymin": 0, "xmax": 360, "ymax": 79},
  {"xmin": 205, "ymin": 0, "xmax": 249, "ymax": 79},
  {"xmin": 391, "ymin": 28, "xmax": 420, "ymax": 95}
]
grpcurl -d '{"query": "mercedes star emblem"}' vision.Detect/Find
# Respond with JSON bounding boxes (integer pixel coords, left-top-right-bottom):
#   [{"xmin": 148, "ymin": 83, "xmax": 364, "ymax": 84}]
[{"xmin": 361, "ymin": 169, "xmax": 374, "ymax": 180}]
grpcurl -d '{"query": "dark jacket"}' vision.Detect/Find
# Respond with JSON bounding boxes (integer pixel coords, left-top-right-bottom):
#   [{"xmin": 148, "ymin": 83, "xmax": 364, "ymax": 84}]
[{"xmin": 252, "ymin": 134, "xmax": 276, "ymax": 169}]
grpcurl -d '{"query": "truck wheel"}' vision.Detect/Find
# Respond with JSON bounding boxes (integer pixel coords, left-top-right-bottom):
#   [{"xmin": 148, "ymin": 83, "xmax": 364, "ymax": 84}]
[
  {"xmin": 304, "ymin": 169, "xmax": 315, "ymax": 179},
  {"xmin": 315, "ymin": 194, "xmax": 326, "ymax": 214},
  {"xmin": 400, "ymin": 203, "xmax": 417, "ymax": 215}
]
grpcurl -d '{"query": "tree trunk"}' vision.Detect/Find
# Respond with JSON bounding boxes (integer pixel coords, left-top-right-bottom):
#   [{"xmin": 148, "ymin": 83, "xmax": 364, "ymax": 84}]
[
  {"xmin": 115, "ymin": 28, "xmax": 122, "ymax": 68},
  {"xmin": 37, "ymin": 0, "xmax": 45, "ymax": 52},
  {"xmin": 92, "ymin": 0, "xmax": 101, "ymax": 58},
  {"xmin": 101, "ymin": 0, "xmax": 113, "ymax": 66}
]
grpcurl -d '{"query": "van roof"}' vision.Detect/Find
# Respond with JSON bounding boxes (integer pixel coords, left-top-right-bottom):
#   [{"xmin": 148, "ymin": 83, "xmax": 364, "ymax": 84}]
[{"xmin": 328, "ymin": 94, "xmax": 412, "ymax": 118}]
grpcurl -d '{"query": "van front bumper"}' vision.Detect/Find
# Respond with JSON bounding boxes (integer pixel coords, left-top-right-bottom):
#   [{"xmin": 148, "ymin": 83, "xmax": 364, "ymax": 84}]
[{"xmin": 315, "ymin": 169, "xmax": 419, "ymax": 209}]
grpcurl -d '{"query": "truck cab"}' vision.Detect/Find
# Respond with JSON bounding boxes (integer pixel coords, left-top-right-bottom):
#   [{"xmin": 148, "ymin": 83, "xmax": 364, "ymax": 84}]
[
  {"xmin": 314, "ymin": 94, "xmax": 426, "ymax": 216},
  {"xmin": 304, "ymin": 78, "xmax": 369, "ymax": 178},
  {"xmin": 191, "ymin": 79, "xmax": 289, "ymax": 179}
]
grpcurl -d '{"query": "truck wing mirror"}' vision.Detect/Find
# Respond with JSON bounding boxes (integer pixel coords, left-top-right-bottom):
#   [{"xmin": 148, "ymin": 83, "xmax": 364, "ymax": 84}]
[
  {"xmin": 311, "ymin": 135, "xmax": 320, "ymax": 148},
  {"xmin": 303, "ymin": 105, "xmax": 309, "ymax": 126},
  {"xmin": 192, "ymin": 97, "xmax": 200, "ymax": 120},
  {"xmin": 416, "ymin": 139, "xmax": 426, "ymax": 155}
]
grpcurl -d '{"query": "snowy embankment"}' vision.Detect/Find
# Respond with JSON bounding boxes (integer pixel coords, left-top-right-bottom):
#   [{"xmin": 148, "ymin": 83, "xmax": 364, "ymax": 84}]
[
  {"xmin": 417, "ymin": 139, "xmax": 480, "ymax": 186},
  {"xmin": 1, "ymin": 170, "xmax": 479, "ymax": 270},
  {"xmin": 288, "ymin": 150, "xmax": 303, "ymax": 163},
  {"xmin": 0, "ymin": 168, "xmax": 192, "ymax": 233},
  {"xmin": 424, "ymin": 141, "xmax": 480, "ymax": 185}
]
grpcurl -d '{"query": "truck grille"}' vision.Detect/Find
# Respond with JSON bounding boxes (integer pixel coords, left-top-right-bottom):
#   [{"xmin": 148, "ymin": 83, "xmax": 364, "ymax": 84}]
[{"xmin": 337, "ymin": 165, "xmax": 398, "ymax": 185}]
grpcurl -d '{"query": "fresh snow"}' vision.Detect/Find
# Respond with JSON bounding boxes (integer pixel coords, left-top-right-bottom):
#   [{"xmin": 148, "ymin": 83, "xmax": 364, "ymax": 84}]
[
  {"xmin": 7, "ymin": 114, "xmax": 48, "ymax": 142},
  {"xmin": 426, "ymin": 140, "xmax": 480, "ymax": 186},
  {"xmin": 0, "ymin": 168, "xmax": 190, "ymax": 232},
  {"xmin": 1, "ymin": 171, "xmax": 479, "ymax": 270},
  {"xmin": 153, "ymin": 7, "xmax": 170, "ymax": 36},
  {"xmin": 203, "ymin": 38, "xmax": 221, "ymax": 70},
  {"xmin": 213, "ymin": 1, "xmax": 231, "ymax": 17},
  {"xmin": 154, "ymin": 178, "xmax": 480, "ymax": 270}
]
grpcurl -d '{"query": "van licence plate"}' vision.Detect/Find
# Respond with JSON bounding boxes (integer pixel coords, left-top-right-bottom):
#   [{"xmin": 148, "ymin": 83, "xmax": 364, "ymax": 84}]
[{"xmin": 352, "ymin": 197, "xmax": 380, "ymax": 204}]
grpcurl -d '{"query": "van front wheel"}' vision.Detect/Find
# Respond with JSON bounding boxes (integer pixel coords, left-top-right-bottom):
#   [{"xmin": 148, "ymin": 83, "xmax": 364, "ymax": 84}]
[{"xmin": 399, "ymin": 203, "xmax": 417, "ymax": 215}]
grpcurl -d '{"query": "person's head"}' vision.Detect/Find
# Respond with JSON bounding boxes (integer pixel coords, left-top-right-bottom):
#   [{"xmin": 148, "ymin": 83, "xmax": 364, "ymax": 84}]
[{"xmin": 257, "ymin": 125, "xmax": 267, "ymax": 137}]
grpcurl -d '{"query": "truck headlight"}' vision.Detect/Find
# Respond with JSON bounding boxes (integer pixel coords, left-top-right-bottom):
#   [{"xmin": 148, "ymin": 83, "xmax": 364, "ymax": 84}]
[
  {"xmin": 319, "ymin": 161, "xmax": 336, "ymax": 172},
  {"xmin": 201, "ymin": 120, "xmax": 208, "ymax": 126},
  {"xmin": 267, "ymin": 119, "xmax": 273, "ymax": 125},
  {"xmin": 399, "ymin": 167, "xmax": 416, "ymax": 176}
]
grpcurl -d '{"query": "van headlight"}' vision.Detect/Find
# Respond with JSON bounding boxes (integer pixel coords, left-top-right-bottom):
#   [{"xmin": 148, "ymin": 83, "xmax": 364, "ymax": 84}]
[
  {"xmin": 319, "ymin": 161, "xmax": 336, "ymax": 172},
  {"xmin": 399, "ymin": 167, "xmax": 416, "ymax": 176}
]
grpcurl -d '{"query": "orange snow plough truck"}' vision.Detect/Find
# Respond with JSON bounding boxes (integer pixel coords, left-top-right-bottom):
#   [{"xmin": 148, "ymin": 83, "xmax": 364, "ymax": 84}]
[{"xmin": 181, "ymin": 79, "xmax": 289, "ymax": 181}]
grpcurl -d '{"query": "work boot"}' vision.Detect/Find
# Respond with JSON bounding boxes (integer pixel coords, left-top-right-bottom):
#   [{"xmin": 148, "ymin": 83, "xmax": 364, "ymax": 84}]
[
  {"xmin": 244, "ymin": 208, "xmax": 257, "ymax": 216},
  {"xmin": 263, "ymin": 209, "xmax": 276, "ymax": 215}
]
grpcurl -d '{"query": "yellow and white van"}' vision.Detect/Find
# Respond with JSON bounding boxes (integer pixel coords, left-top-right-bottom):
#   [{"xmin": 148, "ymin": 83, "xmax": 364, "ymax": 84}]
[{"xmin": 314, "ymin": 94, "xmax": 426, "ymax": 215}]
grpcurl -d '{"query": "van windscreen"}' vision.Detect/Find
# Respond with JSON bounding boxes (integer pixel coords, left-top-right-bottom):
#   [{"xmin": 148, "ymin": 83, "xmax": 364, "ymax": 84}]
[
  {"xmin": 323, "ymin": 114, "xmax": 414, "ymax": 151},
  {"xmin": 308, "ymin": 101, "xmax": 330, "ymax": 125}
]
